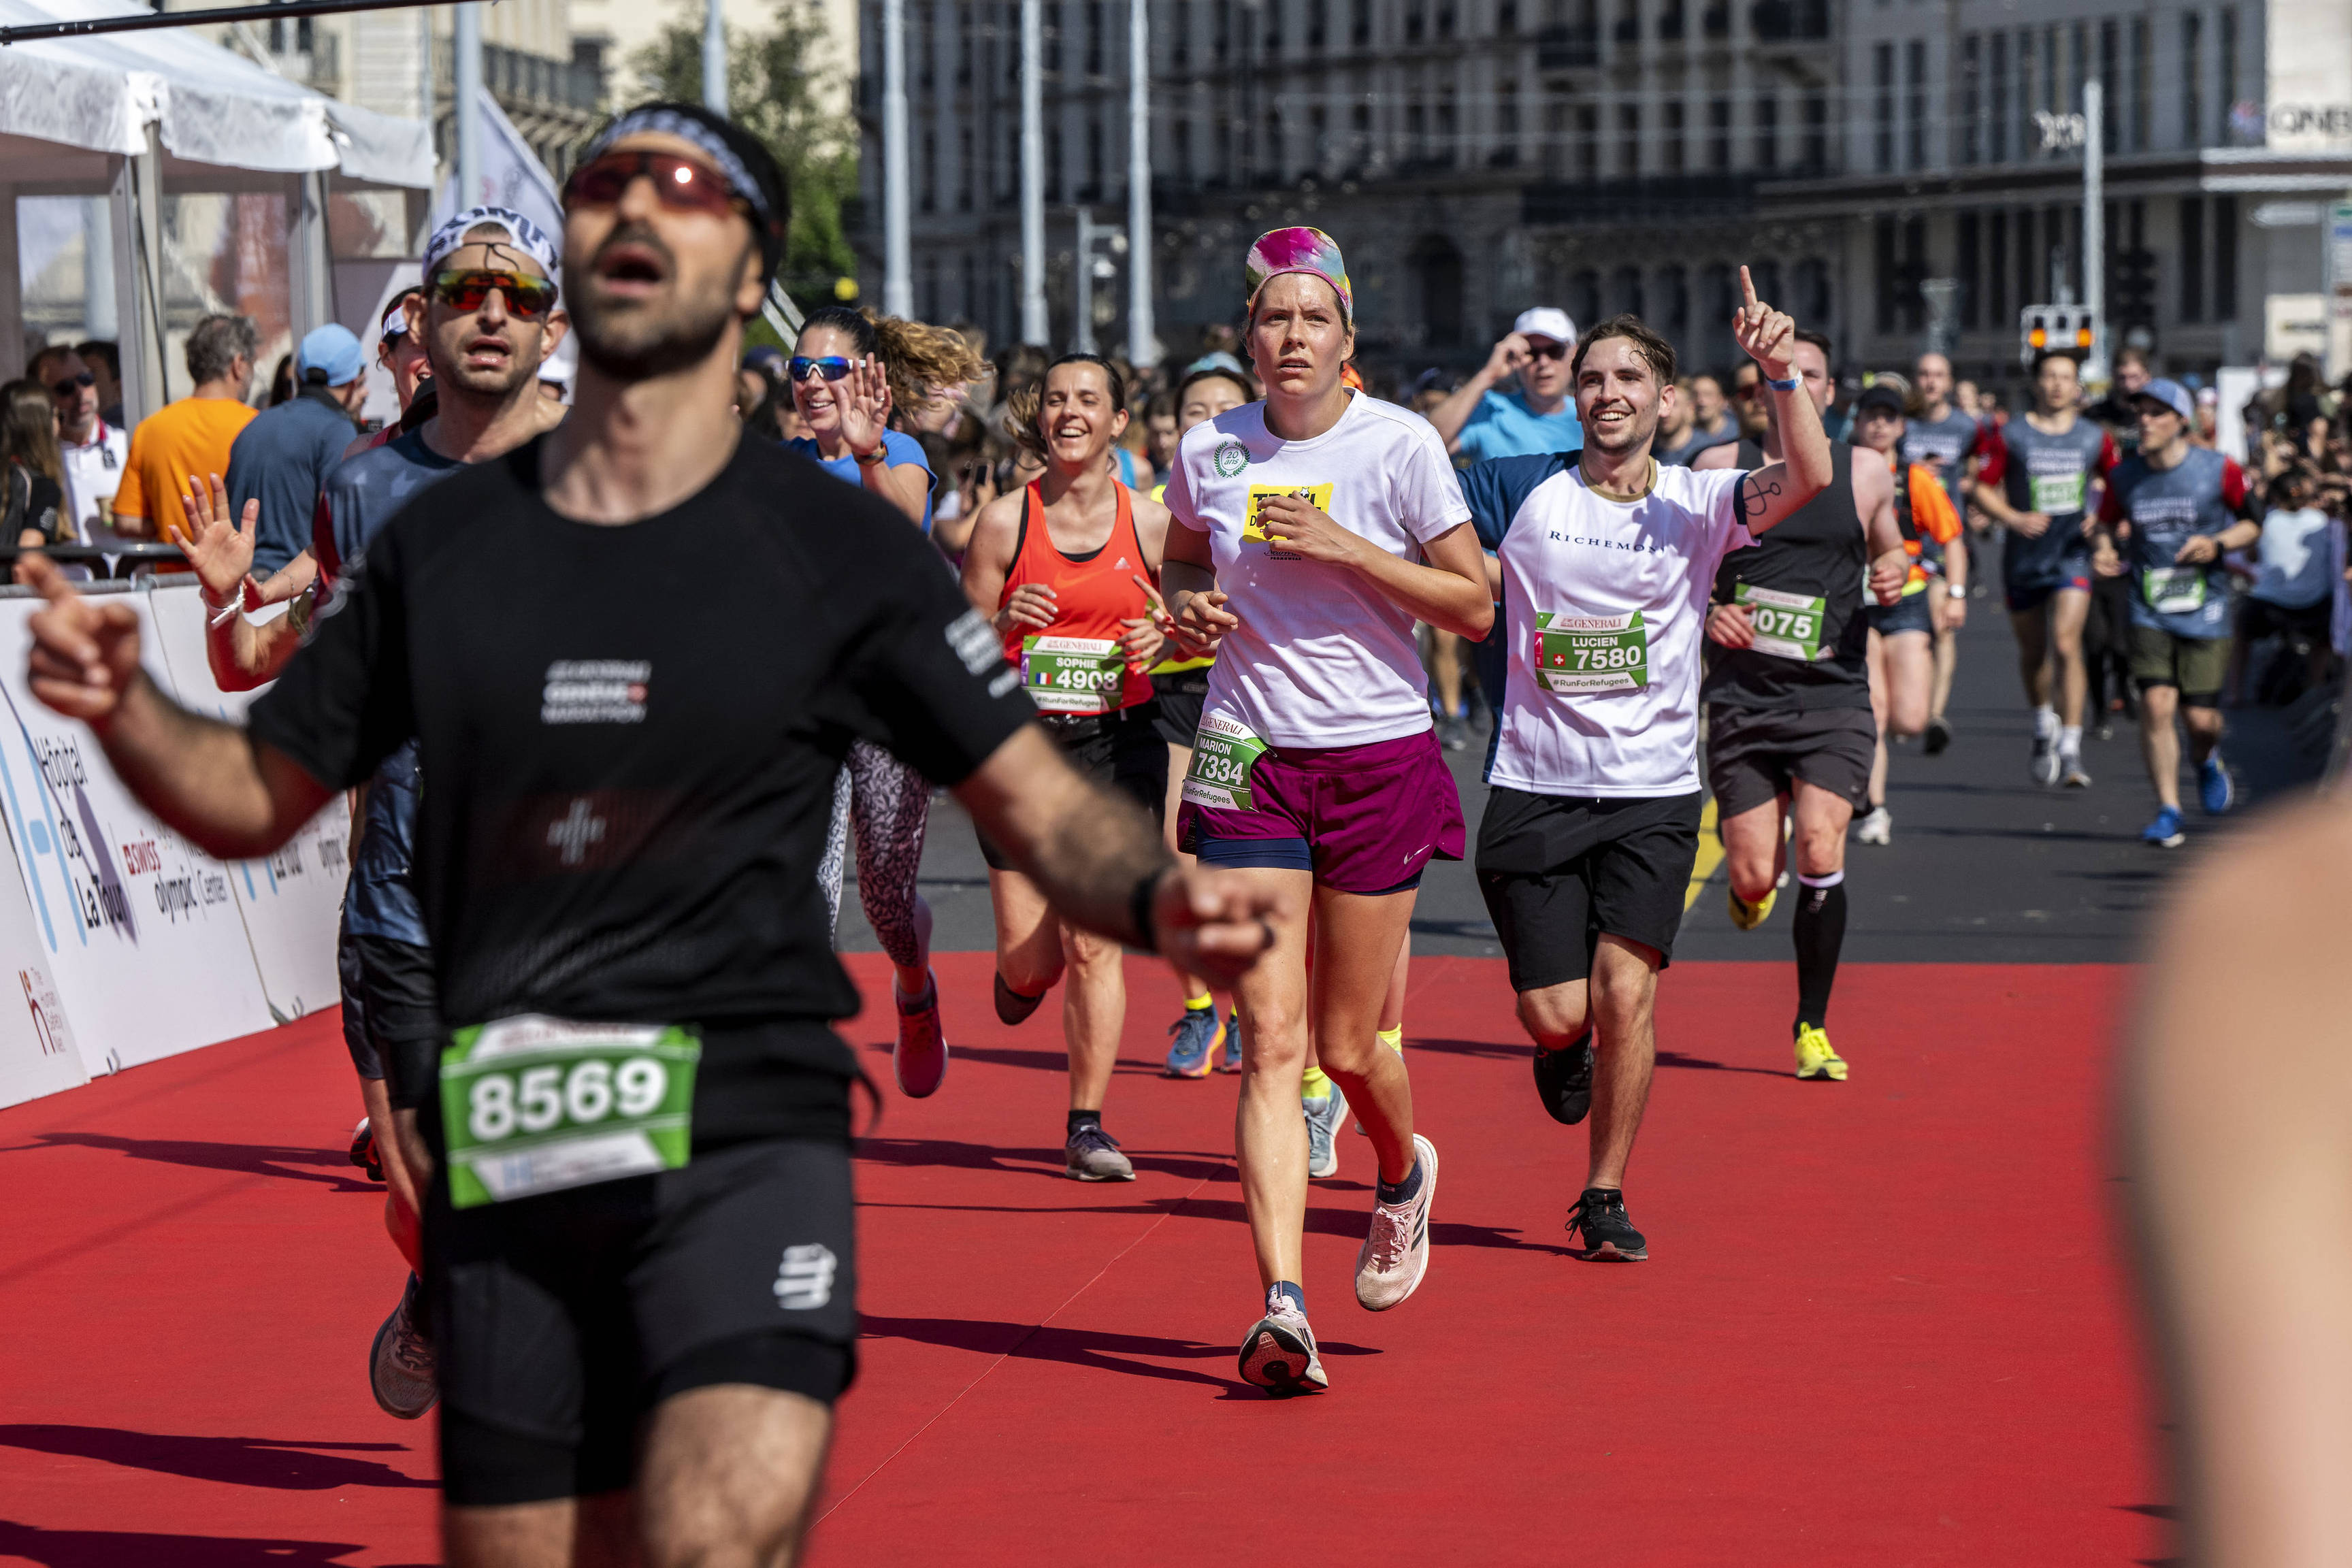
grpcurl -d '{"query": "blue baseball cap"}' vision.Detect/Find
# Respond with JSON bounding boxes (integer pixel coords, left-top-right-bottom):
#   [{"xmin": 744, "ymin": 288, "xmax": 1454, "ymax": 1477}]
[
  {"xmin": 2134, "ymin": 377, "xmax": 2194, "ymax": 421},
  {"xmin": 296, "ymin": 323, "xmax": 365, "ymax": 387}
]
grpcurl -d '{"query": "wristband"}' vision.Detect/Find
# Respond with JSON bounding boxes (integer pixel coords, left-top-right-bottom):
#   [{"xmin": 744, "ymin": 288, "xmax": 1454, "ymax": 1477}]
[
  {"xmin": 1946, "ymin": 583, "xmax": 1967, "ymax": 600},
  {"xmin": 1129, "ymin": 868, "xmax": 1164, "ymax": 953},
  {"xmin": 207, "ymin": 595, "xmax": 242, "ymax": 627},
  {"xmin": 853, "ymin": 447, "xmax": 887, "ymax": 467},
  {"xmin": 1765, "ymin": 374, "xmax": 1801, "ymax": 392}
]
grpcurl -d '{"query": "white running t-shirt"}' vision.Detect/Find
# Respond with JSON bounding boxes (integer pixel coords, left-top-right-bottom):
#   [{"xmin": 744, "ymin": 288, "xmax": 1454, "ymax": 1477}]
[
  {"xmin": 1458, "ymin": 454, "xmax": 1753, "ymax": 796},
  {"xmin": 1167, "ymin": 393, "xmax": 1473, "ymax": 749}
]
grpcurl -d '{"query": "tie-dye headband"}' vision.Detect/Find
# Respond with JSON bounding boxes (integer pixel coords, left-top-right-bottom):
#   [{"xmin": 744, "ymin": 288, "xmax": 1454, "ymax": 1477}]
[{"xmin": 1245, "ymin": 227, "xmax": 1352, "ymax": 324}]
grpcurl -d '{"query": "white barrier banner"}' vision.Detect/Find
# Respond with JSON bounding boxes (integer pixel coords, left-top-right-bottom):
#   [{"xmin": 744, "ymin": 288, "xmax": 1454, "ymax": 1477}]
[
  {"xmin": 0, "ymin": 593, "xmax": 278, "ymax": 1068},
  {"xmin": 0, "ymin": 821, "xmax": 88, "ymax": 1107},
  {"xmin": 146, "ymin": 586, "xmax": 350, "ymax": 1021}
]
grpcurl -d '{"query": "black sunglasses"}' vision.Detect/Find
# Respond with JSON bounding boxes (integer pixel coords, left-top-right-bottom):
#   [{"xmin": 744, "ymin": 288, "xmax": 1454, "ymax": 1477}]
[{"xmin": 50, "ymin": 372, "xmax": 94, "ymax": 397}]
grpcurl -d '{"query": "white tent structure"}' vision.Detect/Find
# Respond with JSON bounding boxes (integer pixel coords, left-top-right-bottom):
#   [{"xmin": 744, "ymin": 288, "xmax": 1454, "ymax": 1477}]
[{"xmin": 0, "ymin": 0, "xmax": 434, "ymax": 419}]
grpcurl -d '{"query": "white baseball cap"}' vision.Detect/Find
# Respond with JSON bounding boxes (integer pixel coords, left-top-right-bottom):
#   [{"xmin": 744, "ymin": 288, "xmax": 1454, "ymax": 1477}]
[{"xmin": 1513, "ymin": 306, "xmax": 1576, "ymax": 345}]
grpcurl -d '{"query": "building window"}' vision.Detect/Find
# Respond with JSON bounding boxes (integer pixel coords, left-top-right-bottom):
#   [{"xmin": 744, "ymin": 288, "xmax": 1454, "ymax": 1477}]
[
  {"xmin": 1086, "ymin": 0, "xmax": 1104, "ymax": 71},
  {"xmin": 1661, "ymin": 263, "xmax": 1688, "ymax": 331},
  {"xmin": 2014, "ymin": 207, "xmax": 2036, "ymax": 313},
  {"xmin": 1703, "ymin": 263, "xmax": 1733, "ymax": 327},
  {"xmin": 1413, "ymin": 234, "xmax": 1465, "ymax": 343},
  {"xmin": 1266, "ymin": 110, "xmax": 1283, "ymax": 175},
  {"xmin": 1214, "ymin": 0, "xmax": 1228, "ymax": 61},
  {"xmin": 1175, "ymin": 119, "xmax": 1192, "ymax": 179},
  {"xmin": 959, "ymin": 129, "xmax": 974, "ymax": 209},
  {"xmin": 2070, "ymin": 20, "xmax": 2088, "ymax": 119},
  {"xmin": 2219, "ymin": 8, "xmax": 2239, "ymax": 133},
  {"xmin": 1665, "ymin": 101, "xmax": 1685, "ymax": 175},
  {"xmin": 2129, "ymin": 18, "xmax": 2150, "ymax": 150},
  {"xmin": 1957, "ymin": 210, "xmax": 1979, "ymax": 327},
  {"xmin": 1796, "ymin": 257, "xmax": 1831, "ymax": 324},
  {"xmin": 1754, "ymin": 94, "xmax": 1778, "ymax": 170},
  {"xmin": 1216, "ymin": 120, "xmax": 1231, "ymax": 182},
  {"xmin": 1570, "ymin": 270, "xmax": 1599, "ymax": 328},
  {"xmin": 921, "ymin": 128, "xmax": 936, "ymax": 212},
  {"xmin": 1406, "ymin": 0, "xmax": 1424, "ymax": 41},
  {"xmin": 1048, "ymin": 125, "xmax": 1064, "ymax": 199},
  {"xmin": 2098, "ymin": 20, "xmax": 2118, "ymax": 147},
  {"xmin": 1497, "ymin": 0, "xmax": 1516, "ymax": 34},
  {"xmin": 1496, "ymin": 81, "xmax": 1520, "ymax": 165},
  {"xmin": 1873, "ymin": 43, "xmax": 1895, "ymax": 173},
  {"xmin": 1612, "ymin": 264, "xmax": 1643, "ymax": 318},
  {"xmin": 2180, "ymin": 11, "xmax": 2201, "ymax": 147},
  {"xmin": 1875, "ymin": 217, "xmax": 1897, "ymax": 331},
  {"xmin": 1578, "ymin": 105, "xmax": 1599, "ymax": 180},
  {"xmin": 1352, "ymin": 101, "xmax": 1371, "ymax": 165},
  {"xmin": 1173, "ymin": 0, "xmax": 1189, "ymax": 65},
  {"xmin": 1543, "ymin": 96, "xmax": 1568, "ymax": 178},
  {"xmin": 1989, "ymin": 33, "xmax": 2008, "ymax": 161},
  {"xmin": 958, "ymin": 3, "xmax": 973, "ymax": 83},
  {"xmin": 2178, "ymin": 195, "xmax": 2205, "ymax": 322},
  {"xmin": 1905, "ymin": 39, "xmax": 1927, "ymax": 168},
  {"xmin": 1708, "ymin": 97, "xmax": 1730, "ymax": 172},
  {"xmin": 1960, "ymin": 35, "xmax": 1981, "ymax": 164},
  {"xmin": 1802, "ymin": 93, "xmax": 1827, "ymax": 173},
  {"xmin": 1408, "ymin": 101, "xmax": 1426, "ymax": 161},
  {"xmin": 1987, "ymin": 210, "xmax": 2007, "ymax": 323},
  {"xmin": 2214, "ymin": 193, "xmax": 2237, "ymax": 318},
  {"xmin": 1308, "ymin": 0, "xmax": 1326, "ymax": 48},
  {"xmin": 1351, "ymin": 0, "xmax": 1370, "ymax": 46},
  {"xmin": 1659, "ymin": 0, "xmax": 1682, "ymax": 39},
  {"xmin": 1437, "ymin": 0, "xmax": 1454, "ymax": 39},
  {"xmin": 1046, "ymin": 0, "xmax": 1062, "ymax": 71},
  {"xmin": 1437, "ymin": 97, "xmax": 1456, "ymax": 165},
  {"xmin": 1085, "ymin": 118, "xmax": 1104, "ymax": 196},
  {"xmin": 1618, "ymin": 102, "xmax": 1640, "ymax": 177},
  {"xmin": 1264, "ymin": 0, "xmax": 1281, "ymax": 51}
]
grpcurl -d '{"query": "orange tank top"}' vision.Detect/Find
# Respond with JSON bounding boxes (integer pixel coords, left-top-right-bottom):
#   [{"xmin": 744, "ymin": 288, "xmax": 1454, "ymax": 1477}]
[{"xmin": 1000, "ymin": 480, "xmax": 1156, "ymax": 713}]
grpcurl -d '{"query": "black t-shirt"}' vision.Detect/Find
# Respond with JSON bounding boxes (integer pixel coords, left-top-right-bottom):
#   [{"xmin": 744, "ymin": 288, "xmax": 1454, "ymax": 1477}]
[{"xmin": 248, "ymin": 434, "xmax": 1032, "ymax": 1142}]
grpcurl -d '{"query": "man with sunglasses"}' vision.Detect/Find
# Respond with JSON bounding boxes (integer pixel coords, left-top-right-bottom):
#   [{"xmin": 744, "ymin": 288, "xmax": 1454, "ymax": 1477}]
[
  {"xmin": 29, "ymin": 344, "xmax": 127, "ymax": 546},
  {"xmin": 26, "ymin": 103, "xmax": 1282, "ymax": 1565}
]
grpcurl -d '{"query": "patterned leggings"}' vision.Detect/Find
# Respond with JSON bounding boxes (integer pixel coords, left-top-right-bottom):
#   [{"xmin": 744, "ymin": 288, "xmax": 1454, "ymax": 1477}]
[{"xmin": 817, "ymin": 739, "xmax": 934, "ymax": 970}]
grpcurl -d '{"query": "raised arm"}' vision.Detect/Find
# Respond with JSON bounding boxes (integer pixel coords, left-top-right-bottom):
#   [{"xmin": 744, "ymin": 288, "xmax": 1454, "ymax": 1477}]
[
  {"xmin": 20, "ymin": 555, "xmax": 332, "ymax": 858},
  {"xmin": 1727, "ymin": 267, "xmax": 1833, "ymax": 535},
  {"xmin": 1424, "ymin": 332, "xmax": 1525, "ymax": 450},
  {"xmin": 178, "ymin": 474, "xmax": 308, "ymax": 691},
  {"xmin": 838, "ymin": 357, "xmax": 932, "ymax": 527},
  {"xmin": 953, "ymin": 723, "xmax": 1290, "ymax": 985}
]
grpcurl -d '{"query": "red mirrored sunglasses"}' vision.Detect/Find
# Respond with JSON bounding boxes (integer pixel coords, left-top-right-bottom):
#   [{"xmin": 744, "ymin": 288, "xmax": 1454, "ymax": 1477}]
[{"xmin": 564, "ymin": 150, "xmax": 747, "ymax": 220}]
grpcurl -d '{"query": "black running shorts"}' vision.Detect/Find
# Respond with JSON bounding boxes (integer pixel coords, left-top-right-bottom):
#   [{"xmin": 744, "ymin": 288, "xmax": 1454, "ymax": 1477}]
[
  {"xmin": 1705, "ymin": 704, "xmax": 1878, "ymax": 819},
  {"xmin": 429, "ymin": 1133, "xmax": 858, "ymax": 1507},
  {"xmin": 1475, "ymin": 789, "xmax": 1703, "ymax": 993},
  {"xmin": 338, "ymin": 928, "xmax": 440, "ymax": 1099},
  {"xmin": 1149, "ymin": 667, "xmax": 1211, "ymax": 749},
  {"xmin": 1865, "ymin": 591, "xmax": 1933, "ymax": 638},
  {"xmin": 978, "ymin": 706, "xmax": 1167, "ymax": 872}
]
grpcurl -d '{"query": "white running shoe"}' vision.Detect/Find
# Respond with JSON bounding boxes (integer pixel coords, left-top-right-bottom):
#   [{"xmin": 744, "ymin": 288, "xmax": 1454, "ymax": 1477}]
[
  {"xmin": 1303, "ymin": 1085, "xmax": 1347, "ymax": 1179},
  {"xmin": 2030, "ymin": 733, "xmax": 2061, "ymax": 787},
  {"xmin": 1355, "ymin": 1133, "xmax": 1438, "ymax": 1311},
  {"xmin": 370, "ymin": 1273, "xmax": 438, "ymax": 1420},
  {"xmin": 1238, "ymin": 1290, "xmax": 1327, "ymax": 1395},
  {"xmin": 1853, "ymin": 806, "xmax": 1893, "ymax": 846},
  {"xmin": 2060, "ymin": 754, "xmax": 2091, "ymax": 789}
]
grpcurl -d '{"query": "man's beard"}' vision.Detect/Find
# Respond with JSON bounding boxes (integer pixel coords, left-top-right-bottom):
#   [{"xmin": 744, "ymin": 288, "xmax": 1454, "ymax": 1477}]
[
  {"xmin": 1586, "ymin": 406, "xmax": 1659, "ymax": 455},
  {"xmin": 570, "ymin": 225, "xmax": 739, "ymax": 381}
]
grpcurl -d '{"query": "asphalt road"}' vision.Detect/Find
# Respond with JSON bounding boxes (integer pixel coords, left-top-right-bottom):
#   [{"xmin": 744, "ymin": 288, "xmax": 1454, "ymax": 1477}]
[{"xmin": 841, "ymin": 549, "xmax": 2333, "ymax": 968}]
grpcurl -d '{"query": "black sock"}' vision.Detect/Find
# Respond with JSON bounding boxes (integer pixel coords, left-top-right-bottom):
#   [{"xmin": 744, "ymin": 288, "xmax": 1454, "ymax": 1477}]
[
  {"xmin": 1067, "ymin": 1110, "xmax": 1102, "ymax": 1137},
  {"xmin": 1376, "ymin": 1158, "xmax": 1423, "ymax": 1205},
  {"xmin": 1793, "ymin": 872, "xmax": 1847, "ymax": 1030}
]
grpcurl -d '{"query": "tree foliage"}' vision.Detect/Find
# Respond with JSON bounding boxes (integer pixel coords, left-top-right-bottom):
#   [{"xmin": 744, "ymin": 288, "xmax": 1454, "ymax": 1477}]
[{"xmin": 628, "ymin": 1, "xmax": 860, "ymax": 302}]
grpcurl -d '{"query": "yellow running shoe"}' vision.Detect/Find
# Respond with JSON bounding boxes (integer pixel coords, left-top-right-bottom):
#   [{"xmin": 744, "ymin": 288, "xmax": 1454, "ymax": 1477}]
[
  {"xmin": 1794, "ymin": 1024, "xmax": 1847, "ymax": 1081},
  {"xmin": 1727, "ymin": 885, "xmax": 1776, "ymax": 930}
]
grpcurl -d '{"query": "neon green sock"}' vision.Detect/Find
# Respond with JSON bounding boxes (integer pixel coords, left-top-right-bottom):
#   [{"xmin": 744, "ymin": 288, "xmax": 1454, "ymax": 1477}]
[
  {"xmin": 1301, "ymin": 1065, "xmax": 1333, "ymax": 1100},
  {"xmin": 1377, "ymin": 1026, "xmax": 1403, "ymax": 1056},
  {"xmin": 1183, "ymin": 993, "xmax": 1214, "ymax": 1011}
]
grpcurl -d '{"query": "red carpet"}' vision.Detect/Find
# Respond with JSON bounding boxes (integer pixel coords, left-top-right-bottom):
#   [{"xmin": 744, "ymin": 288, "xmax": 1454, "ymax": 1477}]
[{"xmin": 0, "ymin": 956, "xmax": 2162, "ymax": 1565}]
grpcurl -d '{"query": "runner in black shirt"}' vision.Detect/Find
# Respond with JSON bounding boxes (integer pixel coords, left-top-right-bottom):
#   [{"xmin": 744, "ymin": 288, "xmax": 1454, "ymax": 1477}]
[{"xmin": 20, "ymin": 103, "xmax": 1281, "ymax": 1567}]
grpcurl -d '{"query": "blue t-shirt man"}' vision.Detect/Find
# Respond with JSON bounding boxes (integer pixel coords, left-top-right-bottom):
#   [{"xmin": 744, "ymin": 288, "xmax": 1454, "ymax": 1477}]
[
  {"xmin": 1454, "ymin": 389, "xmax": 1583, "ymax": 463},
  {"xmin": 787, "ymin": 427, "xmax": 936, "ymax": 532},
  {"xmin": 225, "ymin": 325, "xmax": 365, "ymax": 574}
]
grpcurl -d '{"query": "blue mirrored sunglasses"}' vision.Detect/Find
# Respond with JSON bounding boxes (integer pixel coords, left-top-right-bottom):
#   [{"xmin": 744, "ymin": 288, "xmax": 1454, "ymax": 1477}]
[{"xmin": 788, "ymin": 356, "xmax": 855, "ymax": 383}]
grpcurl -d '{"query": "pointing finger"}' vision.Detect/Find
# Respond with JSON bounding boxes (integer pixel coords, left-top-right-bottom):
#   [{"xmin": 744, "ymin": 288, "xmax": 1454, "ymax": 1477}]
[
  {"xmin": 1740, "ymin": 264, "xmax": 1758, "ymax": 310},
  {"xmin": 16, "ymin": 551, "xmax": 70, "ymax": 605}
]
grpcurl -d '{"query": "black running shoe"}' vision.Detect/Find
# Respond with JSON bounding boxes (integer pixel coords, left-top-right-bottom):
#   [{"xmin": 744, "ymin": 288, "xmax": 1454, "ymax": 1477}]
[
  {"xmin": 348, "ymin": 1117, "xmax": 383, "ymax": 1183},
  {"xmin": 994, "ymin": 972, "xmax": 1047, "ymax": 1026},
  {"xmin": 1533, "ymin": 1036, "xmax": 1595, "ymax": 1126},
  {"xmin": 1568, "ymin": 1186, "xmax": 1648, "ymax": 1260},
  {"xmin": 1923, "ymin": 716, "xmax": 1953, "ymax": 755}
]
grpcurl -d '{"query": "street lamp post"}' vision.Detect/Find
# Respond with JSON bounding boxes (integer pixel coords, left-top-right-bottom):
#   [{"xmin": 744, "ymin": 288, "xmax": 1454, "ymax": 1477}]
[
  {"xmin": 703, "ymin": 0, "xmax": 727, "ymax": 114},
  {"xmin": 1125, "ymin": 0, "xmax": 1155, "ymax": 366},
  {"xmin": 1019, "ymin": 0, "xmax": 1047, "ymax": 344},
  {"xmin": 882, "ymin": 0, "xmax": 912, "ymax": 314}
]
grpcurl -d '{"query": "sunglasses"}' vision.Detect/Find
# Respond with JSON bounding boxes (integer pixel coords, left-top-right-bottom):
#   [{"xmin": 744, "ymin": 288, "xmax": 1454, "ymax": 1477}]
[
  {"xmin": 789, "ymin": 356, "xmax": 856, "ymax": 383},
  {"xmin": 1523, "ymin": 340, "xmax": 1569, "ymax": 361},
  {"xmin": 50, "ymin": 372, "xmax": 94, "ymax": 397},
  {"xmin": 564, "ymin": 150, "xmax": 746, "ymax": 221},
  {"xmin": 428, "ymin": 269, "xmax": 559, "ymax": 320}
]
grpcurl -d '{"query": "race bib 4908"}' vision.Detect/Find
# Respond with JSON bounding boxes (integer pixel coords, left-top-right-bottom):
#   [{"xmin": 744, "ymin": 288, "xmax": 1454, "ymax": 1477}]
[
  {"xmin": 1533, "ymin": 610, "xmax": 1649, "ymax": 693},
  {"xmin": 1241, "ymin": 483, "xmax": 1334, "ymax": 560},
  {"xmin": 1020, "ymin": 635, "xmax": 1127, "ymax": 713},
  {"xmin": 1733, "ymin": 583, "xmax": 1828, "ymax": 662},
  {"xmin": 1180, "ymin": 713, "xmax": 1269, "ymax": 811},
  {"xmin": 439, "ymin": 1017, "xmax": 699, "ymax": 1209}
]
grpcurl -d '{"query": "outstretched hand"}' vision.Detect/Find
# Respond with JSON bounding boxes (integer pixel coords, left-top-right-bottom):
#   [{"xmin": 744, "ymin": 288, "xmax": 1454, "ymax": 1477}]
[
  {"xmin": 18, "ymin": 553, "xmax": 144, "ymax": 728},
  {"xmin": 178, "ymin": 473, "xmax": 262, "ymax": 607},
  {"xmin": 839, "ymin": 356, "xmax": 894, "ymax": 459},
  {"xmin": 1151, "ymin": 865, "xmax": 1294, "ymax": 987},
  {"xmin": 1731, "ymin": 265, "xmax": 1797, "ymax": 382}
]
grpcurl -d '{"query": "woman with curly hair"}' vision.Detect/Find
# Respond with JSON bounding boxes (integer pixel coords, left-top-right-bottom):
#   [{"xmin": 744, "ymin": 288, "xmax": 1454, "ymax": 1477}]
[{"xmin": 789, "ymin": 307, "xmax": 983, "ymax": 1099}]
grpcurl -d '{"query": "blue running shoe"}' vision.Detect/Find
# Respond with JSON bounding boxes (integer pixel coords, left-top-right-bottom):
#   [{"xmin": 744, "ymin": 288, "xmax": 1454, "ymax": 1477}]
[
  {"xmin": 2142, "ymin": 805, "xmax": 2185, "ymax": 849},
  {"xmin": 1218, "ymin": 1009, "xmax": 1243, "ymax": 1073},
  {"xmin": 1164, "ymin": 1007, "xmax": 1222, "ymax": 1078},
  {"xmin": 2199, "ymin": 756, "xmax": 2234, "ymax": 816}
]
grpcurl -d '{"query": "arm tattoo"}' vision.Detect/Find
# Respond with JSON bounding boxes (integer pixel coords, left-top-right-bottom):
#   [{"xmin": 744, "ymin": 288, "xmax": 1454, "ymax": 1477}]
[{"xmin": 1738, "ymin": 474, "xmax": 1783, "ymax": 525}]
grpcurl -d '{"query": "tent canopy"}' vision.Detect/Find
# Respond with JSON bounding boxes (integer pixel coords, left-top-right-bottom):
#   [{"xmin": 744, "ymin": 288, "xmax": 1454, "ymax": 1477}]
[{"xmin": 0, "ymin": 0, "xmax": 432, "ymax": 189}]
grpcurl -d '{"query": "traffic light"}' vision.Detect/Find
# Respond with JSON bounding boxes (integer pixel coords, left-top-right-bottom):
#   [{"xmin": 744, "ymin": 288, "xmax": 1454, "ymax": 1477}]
[
  {"xmin": 2114, "ymin": 247, "xmax": 2157, "ymax": 327},
  {"xmin": 2019, "ymin": 304, "xmax": 2100, "ymax": 367}
]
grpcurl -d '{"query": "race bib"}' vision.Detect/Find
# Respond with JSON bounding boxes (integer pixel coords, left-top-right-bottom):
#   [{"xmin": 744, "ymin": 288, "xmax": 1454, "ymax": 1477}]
[
  {"xmin": 2028, "ymin": 470, "xmax": 2086, "ymax": 516},
  {"xmin": 2141, "ymin": 566, "xmax": 2208, "ymax": 616},
  {"xmin": 1181, "ymin": 713, "xmax": 1269, "ymax": 811},
  {"xmin": 1021, "ymin": 635, "xmax": 1127, "ymax": 713},
  {"xmin": 1533, "ymin": 610, "xmax": 1649, "ymax": 693},
  {"xmin": 1241, "ymin": 483, "xmax": 1335, "ymax": 560},
  {"xmin": 440, "ymin": 1016, "xmax": 700, "ymax": 1209},
  {"xmin": 1733, "ymin": 583, "xmax": 1827, "ymax": 662}
]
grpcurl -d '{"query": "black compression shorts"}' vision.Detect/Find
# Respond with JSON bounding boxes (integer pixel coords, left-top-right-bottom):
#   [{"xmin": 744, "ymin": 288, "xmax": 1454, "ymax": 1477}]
[
  {"xmin": 1705, "ymin": 704, "xmax": 1877, "ymax": 819},
  {"xmin": 429, "ymin": 1135, "xmax": 858, "ymax": 1507},
  {"xmin": 1474, "ymin": 789, "xmax": 1703, "ymax": 992},
  {"xmin": 1149, "ymin": 668, "xmax": 1211, "ymax": 749},
  {"xmin": 338, "ymin": 928, "xmax": 440, "ymax": 1098},
  {"xmin": 978, "ymin": 707, "xmax": 1167, "ymax": 872}
]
